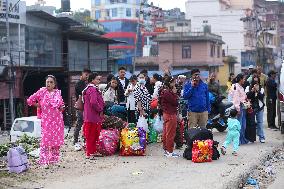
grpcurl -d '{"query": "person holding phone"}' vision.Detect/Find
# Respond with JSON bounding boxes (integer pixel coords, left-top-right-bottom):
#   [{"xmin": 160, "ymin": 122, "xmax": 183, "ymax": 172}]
[
  {"xmin": 183, "ymin": 69, "xmax": 210, "ymax": 128},
  {"xmin": 245, "ymin": 75, "xmax": 265, "ymax": 143}
]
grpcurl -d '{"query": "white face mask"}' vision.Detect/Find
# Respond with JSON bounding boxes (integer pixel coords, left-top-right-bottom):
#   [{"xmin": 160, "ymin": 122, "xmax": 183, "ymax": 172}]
[{"xmin": 138, "ymin": 78, "xmax": 146, "ymax": 85}]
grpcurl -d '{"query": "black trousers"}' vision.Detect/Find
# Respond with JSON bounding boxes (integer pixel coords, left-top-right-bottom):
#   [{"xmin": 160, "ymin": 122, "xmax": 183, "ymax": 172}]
[
  {"xmin": 127, "ymin": 109, "xmax": 137, "ymax": 124},
  {"xmin": 73, "ymin": 110, "xmax": 84, "ymax": 144},
  {"xmin": 266, "ymin": 98, "xmax": 276, "ymax": 128}
]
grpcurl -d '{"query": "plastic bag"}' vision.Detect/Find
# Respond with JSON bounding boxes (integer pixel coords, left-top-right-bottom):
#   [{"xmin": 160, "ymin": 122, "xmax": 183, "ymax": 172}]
[
  {"xmin": 96, "ymin": 129, "xmax": 119, "ymax": 156},
  {"xmin": 153, "ymin": 116, "xmax": 164, "ymax": 133},
  {"xmin": 137, "ymin": 116, "xmax": 149, "ymax": 132},
  {"xmin": 120, "ymin": 127, "xmax": 146, "ymax": 156},
  {"xmin": 192, "ymin": 140, "xmax": 213, "ymax": 163},
  {"xmin": 147, "ymin": 119, "xmax": 158, "ymax": 143}
]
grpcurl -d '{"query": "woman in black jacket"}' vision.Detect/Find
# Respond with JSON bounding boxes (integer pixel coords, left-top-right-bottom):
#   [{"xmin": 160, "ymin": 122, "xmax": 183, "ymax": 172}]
[{"xmin": 245, "ymin": 76, "xmax": 265, "ymax": 143}]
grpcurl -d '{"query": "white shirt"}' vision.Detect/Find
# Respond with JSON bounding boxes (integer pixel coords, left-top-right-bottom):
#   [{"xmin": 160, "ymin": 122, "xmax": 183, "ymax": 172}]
[
  {"xmin": 119, "ymin": 78, "xmax": 126, "ymax": 89},
  {"xmin": 103, "ymin": 88, "xmax": 117, "ymax": 103},
  {"xmin": 152, "ymin": 81, "xmax": 162, "ymax": 99},
  {"xmin": 125, "ymin": 83, "xmax": 136, "ymax": 110}
]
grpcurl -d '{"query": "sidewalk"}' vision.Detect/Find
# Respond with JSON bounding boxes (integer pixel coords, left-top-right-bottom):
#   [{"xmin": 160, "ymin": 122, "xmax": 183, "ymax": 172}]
[{"xmin": 16, "ymin": 128, "xmax": 283, "ymax": 189}]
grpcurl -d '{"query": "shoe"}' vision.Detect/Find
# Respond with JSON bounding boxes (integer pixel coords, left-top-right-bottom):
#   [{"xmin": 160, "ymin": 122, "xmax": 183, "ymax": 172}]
[
  {"xmin": 221, "ymin": 146, "xmax": 226, "ymax": 155},
  {"xmin": 260, "ymin": 139, "xmax": 265, "ymax": 143},
  {"xmin": 164, "ymin": 150, "xmax": 169, "ymax": 156},
  {"xmin": 165, "ymin": 152, "xmax": 180, "ymax": 158},
  {"xmin": 74, "ymin": 143, "xmax": 82, "ymax": 151},
  {"xmin": 232, "ymin": 151, "xmax": 238, "ymax": 156}
]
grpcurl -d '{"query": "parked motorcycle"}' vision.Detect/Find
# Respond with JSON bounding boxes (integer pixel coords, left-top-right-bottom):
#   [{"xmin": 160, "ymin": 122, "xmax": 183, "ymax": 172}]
[{"xmin": 206, "ymin": 95, "xmax": 234, "ymax": 132}]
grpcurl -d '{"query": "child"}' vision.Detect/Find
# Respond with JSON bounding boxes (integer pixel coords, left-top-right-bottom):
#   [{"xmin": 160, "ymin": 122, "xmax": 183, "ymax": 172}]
[{"xmin": 221, "ymin": 109, "xmax": 241, "ymax": 156}]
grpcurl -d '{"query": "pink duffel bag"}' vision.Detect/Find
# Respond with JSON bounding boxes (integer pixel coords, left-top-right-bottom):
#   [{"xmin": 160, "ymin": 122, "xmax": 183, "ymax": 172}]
[{"xmin": 96, "ymin": 129, "xmax": 119, "ymax": 156}]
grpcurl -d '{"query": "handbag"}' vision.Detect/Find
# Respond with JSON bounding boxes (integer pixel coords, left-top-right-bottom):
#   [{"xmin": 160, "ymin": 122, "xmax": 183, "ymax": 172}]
[{"xmin": 74, "ymin": 95, "xmax": 83, "ymax": 111}]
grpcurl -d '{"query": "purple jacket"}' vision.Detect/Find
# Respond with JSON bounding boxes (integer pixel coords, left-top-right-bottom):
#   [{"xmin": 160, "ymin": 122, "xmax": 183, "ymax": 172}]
[{"xmin": 83, "ymin": 84, "xmax": 104, "ymax": 123}]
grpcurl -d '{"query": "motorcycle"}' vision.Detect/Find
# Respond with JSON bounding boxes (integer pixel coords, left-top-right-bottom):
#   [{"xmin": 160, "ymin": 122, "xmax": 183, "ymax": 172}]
[{"xmin": 206, "ymin": 94, "xmax": 234, "ymax": 132}]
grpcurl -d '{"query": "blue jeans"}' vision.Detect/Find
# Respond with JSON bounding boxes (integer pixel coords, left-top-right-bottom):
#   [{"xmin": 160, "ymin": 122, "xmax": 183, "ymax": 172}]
[
  {"xmin": 255, "ymin": 110, "xmax": 265, "ymax": 140},
  {"xmin": 238, "ymin": 107, "xmax": 248, "ymax": 145}
]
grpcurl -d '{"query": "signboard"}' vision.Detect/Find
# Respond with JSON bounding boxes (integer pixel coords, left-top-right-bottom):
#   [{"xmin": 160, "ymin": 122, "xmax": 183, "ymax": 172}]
[
  {"xmin": 154, "ymin": 27, "xmax": 168, "ymax": 33},
  {"xmin": 0, "ymin": 0, "xmax": 26, "ymax": 24}
]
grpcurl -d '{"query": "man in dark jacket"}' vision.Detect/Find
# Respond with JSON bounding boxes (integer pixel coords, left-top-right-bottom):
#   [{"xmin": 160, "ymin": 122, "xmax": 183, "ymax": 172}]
[
  {"xmin": 183, "ymin": 69, "xmax": 210, "ymax": 128},
  {"xmin": 266, "ymin": 70, "xmax": 278, "ymax": 129},
  {"xmin": 74, "ymin": 68, "xmax": 91, "ymax": 151},
  {"xmin": 116, "ymin": 67, "xmax": 129, "ymax": 104}
]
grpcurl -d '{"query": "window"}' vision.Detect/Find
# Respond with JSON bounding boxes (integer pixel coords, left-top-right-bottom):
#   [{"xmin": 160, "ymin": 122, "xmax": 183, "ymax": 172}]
[
  {"xmin": 210, "ymin": 44, "xmax": 215, "ymax": 57},
  {"xmin": 136, "ymin": 9, "xmax": 140, "ymax": 17},
  {"xmin": 170, "ymin": 26, "xmax": 174, "ymax": 31},
  {"xmin": 177, "ymin": 23, "xmax": 184, "ymax": 27},
  {"xmin": 112, "ymin": 8, "xmax": 117, "ymax": 17},
  {"xmin": 126, "ymin": 8, "xmax": 131, "ymax": 17},
  {"xmin": 105, "ymin": 9, "xmax": 110, "ymax": 17},
  {"xmin": 203, "ymin": 20, "xmax": 208, "ymax": 24},
  {"xmin": 182, "ymin": 44, "xmax": 191, "ymax": 59},
  {"xmin": 13, "ymin": 120, "xmax": 34, "ymax": 133},
  {"xmin": 95, "ymin": 0, "xmax": 101, "ymax": 5},
  {"xmin": 95, "ymin": 10, "xmax": 101, "ymax": 19},
  {"xmin": 217, "ymin": 46, "xmax": 220, "ymax": 58}
]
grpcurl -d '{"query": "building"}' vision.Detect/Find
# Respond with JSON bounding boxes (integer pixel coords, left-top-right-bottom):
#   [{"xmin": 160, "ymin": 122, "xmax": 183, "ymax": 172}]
[
  {"xmin": 185, "ymin": 0, "xmax": 260, "ymax": 72},
  {"xmin": 133, "ymin": 30, "xmax": 224, "ymax": 73},
  {"xmin": 91, "ymin": 0, "xmax": 142, "ymax": 70},
  {"xmin": 0, "ymin": 1, "xmax": 120, "ymax": 129}
]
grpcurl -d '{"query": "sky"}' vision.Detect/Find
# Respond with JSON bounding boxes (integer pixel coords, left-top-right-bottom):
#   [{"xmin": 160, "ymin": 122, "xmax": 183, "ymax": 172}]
[{"xmin": 25, "ymin": 0, "xmax": 187, "ymax": 12}]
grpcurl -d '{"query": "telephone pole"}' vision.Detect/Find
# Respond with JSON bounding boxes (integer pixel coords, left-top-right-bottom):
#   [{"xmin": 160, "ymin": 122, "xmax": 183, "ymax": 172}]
[{"xmin": 5, "ymin": 0, "xmax": 17, "ymax": 124}]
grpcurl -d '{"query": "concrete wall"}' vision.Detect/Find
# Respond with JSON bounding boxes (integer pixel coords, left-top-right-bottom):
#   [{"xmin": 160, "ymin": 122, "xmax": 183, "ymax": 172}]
[
  {"xmin": 185, "ymin": 0, "xmax": 251, "ymax": 73},
  {"xmin": 158, "ymin": 40, "xmax": 223, "ymax": 70}
]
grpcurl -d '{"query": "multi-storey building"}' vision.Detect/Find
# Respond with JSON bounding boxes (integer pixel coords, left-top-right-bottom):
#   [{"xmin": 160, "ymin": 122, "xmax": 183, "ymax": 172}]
[
  {"xmin": 91, "ymin": 0, "xmax": 143, "ymax": 69},
  {"xmin": 185, "ymin": 0, "xmax": 261, "ymax": 72}
]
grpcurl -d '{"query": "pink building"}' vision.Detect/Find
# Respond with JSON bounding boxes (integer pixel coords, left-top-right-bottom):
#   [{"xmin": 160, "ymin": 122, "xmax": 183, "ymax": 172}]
[{"xmin": 155, "ymin": 31, "xmax": 224, "ymax": 73}]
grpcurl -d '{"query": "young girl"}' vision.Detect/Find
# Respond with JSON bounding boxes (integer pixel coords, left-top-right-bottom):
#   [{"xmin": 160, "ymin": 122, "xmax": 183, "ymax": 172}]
[
  {"xmin": 103, "ymin": 77, "xmax": 118, "ymax": 104},
  {"xmin": 125, "ymin": 75, "xmax": 138, "ymax": 123},
  {"xmin": 221, "ymin": 109, "xmax": 241, "ymax": 156}
]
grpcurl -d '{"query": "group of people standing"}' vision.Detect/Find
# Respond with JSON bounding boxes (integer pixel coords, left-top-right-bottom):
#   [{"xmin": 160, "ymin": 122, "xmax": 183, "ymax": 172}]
[{"xmin": 26, "ymin": 64, "xmax": 279, "ymax": 167}]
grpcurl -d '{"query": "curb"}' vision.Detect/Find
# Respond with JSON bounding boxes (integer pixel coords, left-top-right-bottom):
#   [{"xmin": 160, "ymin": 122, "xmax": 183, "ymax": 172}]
[{"xmin": 222, "ymin": 141, "xmax": 284, "ymax": 189}]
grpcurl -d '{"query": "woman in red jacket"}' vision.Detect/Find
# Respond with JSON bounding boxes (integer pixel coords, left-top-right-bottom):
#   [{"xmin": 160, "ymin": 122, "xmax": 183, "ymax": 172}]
[{"xmin": 159, "ymin": 76, "xmax": 179, "ymax": 158}]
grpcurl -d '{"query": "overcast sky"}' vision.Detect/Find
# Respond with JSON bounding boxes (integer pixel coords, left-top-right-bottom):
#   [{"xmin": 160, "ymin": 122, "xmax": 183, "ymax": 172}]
[{"xmin": 25, "ymin": 0, "xmax": 187, "ymax": 12}]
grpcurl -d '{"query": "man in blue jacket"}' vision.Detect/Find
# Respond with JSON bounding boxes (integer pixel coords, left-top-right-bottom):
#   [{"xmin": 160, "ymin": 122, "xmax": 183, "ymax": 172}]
[{"xmin": 183, "ymin": 69, "xmax": 210, "ymax": 128}]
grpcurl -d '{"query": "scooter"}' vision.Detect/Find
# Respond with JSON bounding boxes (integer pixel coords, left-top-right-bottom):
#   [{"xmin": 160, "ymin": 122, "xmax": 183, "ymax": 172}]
[{"xmin": 206, "ymin": 95, "xmax": 234, "ymax": 132}]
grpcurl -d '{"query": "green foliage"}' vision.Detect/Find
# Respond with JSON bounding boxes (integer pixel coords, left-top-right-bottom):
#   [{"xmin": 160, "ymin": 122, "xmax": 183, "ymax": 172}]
[{"xmin": 0, "ymin": 134, "xmax": 39, "ymax": 157}]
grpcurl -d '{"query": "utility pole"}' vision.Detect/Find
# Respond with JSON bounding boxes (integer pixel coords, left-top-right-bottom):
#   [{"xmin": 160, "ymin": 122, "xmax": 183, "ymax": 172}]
[
  {"xmin": 133, "ymin": 1, "xmax": 144, "ymax": 73},
  {"xmin": 6, "ymin": 0, "xmax": 15, "ymax": 124}
]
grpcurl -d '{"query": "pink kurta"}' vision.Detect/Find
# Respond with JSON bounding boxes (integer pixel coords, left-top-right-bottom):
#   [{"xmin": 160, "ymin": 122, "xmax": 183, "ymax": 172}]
[{"xmin": 27, "ymin": 87, "xmax": 65, "ymax": 147}]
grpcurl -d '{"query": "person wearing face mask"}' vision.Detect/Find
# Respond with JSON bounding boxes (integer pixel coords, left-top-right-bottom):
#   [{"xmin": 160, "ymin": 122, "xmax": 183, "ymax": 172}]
[
  {"xmin": 133, "ymin": 73, "xmax": 152, "ymax": 117},
  {"xmin": 27, "ymin": 75, "xmax": 65, "ymax": 168}
]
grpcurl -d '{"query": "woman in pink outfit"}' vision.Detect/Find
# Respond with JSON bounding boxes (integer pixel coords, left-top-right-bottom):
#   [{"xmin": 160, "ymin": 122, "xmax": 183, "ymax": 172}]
[
  {"xmin": 27, "ymin": 75, "xmax": 65, "ymax": 167},
  {"xmin": 229, "ymin": 73, "xmax": 249, "ymax": 145},
  {"xmin": 82, "ymin": 72, "xmax": 105, "ymax": 158}
]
